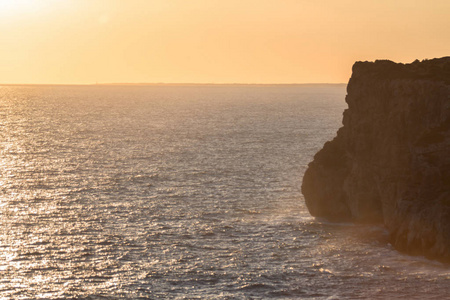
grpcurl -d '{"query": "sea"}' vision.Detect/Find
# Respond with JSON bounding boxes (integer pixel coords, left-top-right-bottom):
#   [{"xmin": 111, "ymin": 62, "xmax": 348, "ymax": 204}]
[{"xmin": 0, "ymin": 84, "xmax": 448, "ymax": 299}]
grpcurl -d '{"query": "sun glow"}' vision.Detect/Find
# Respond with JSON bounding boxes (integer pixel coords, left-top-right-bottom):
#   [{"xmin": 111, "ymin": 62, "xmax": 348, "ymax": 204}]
[
  {"xmin": 0, "ymin": 0, "xmax": 449, "ymax": 84},
  {"xmin": 0, "ymin": 0, "xmax": 40, "ymax": 15}
]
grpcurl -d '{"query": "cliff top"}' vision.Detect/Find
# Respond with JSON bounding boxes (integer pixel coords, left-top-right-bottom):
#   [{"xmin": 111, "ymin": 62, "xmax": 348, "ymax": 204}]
[{"xmin": 352, "ymin": 57, "xmax": 450, "ymax": 84}]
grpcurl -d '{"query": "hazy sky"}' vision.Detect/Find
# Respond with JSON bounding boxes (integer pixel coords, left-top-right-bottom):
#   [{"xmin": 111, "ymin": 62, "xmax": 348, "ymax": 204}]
[{"xmin": 1, "ymin": 0, "xmax": 449, "ymax": 84}]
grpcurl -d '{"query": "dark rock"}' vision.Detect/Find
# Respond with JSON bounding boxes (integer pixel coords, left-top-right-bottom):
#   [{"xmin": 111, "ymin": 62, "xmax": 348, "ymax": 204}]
[{"xmin": 302, "ymin": 57, "xmax": 450, "ymax": 262}]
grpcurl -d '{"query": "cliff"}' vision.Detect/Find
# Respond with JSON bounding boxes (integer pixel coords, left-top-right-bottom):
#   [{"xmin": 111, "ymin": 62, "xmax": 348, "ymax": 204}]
[{"xmin": 302, "ymin": 57, "xmax": 450, "ymax": 262}]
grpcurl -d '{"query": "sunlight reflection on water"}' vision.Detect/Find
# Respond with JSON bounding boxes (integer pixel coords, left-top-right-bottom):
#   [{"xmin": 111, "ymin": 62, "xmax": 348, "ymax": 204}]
[{"xmin": 0, "ymin": 85, "xmax": 448, "ymax": 299}]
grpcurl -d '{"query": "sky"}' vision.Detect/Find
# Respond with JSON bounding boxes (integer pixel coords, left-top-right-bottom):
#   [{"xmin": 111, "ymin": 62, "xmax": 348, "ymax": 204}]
[{"xmin": 0, "ymin": 0, "xmax": 449, "ymax": 84}]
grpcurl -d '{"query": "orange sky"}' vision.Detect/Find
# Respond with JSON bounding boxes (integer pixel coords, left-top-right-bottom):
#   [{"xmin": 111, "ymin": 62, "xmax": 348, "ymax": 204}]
[{"xmin": 0, "ymin": 0, "xmax": 449, "ymax": 84}]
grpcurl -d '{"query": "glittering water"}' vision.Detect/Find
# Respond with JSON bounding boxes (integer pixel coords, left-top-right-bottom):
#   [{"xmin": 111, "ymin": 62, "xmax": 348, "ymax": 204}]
[{"xmin": 0, "ymin": 85, "xmax": 448, "ymax": 299}]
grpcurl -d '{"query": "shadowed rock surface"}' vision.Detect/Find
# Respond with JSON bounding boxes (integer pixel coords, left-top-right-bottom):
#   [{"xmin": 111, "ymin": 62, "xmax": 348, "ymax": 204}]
[{"xmin": 302, "ymin": 57, "xmax": 450, "ymax": 262}]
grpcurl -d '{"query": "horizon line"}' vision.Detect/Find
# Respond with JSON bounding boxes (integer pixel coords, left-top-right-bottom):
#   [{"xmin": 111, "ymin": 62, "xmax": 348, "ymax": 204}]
[{"xmin": 0, "ymin": 82, "xmax": 347, "ymax": 87}]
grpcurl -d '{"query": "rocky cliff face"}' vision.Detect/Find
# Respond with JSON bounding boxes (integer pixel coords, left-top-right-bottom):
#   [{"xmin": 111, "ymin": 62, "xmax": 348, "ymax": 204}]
[{"xmin": 302, "ymin": 57, "xmax": 450, "ymax": 262}]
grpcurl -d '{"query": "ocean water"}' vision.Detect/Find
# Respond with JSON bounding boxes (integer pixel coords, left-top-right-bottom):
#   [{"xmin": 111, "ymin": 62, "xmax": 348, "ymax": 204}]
[{"xmin": 0, "ymin": 84, "xmax": 448, "ymax": 299}]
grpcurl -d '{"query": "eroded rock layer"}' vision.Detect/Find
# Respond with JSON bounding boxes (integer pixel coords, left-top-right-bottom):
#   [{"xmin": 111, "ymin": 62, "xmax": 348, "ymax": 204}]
[{"xmin": 302, "ymin": 57, "xmax": 450, "ymax": 262}]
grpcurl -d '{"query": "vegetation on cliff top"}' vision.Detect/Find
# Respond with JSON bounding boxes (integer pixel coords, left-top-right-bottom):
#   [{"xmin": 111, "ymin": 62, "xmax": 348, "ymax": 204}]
[{"xmin": 352, "ymin": 57, "xmax": 450, "ymax": 83}]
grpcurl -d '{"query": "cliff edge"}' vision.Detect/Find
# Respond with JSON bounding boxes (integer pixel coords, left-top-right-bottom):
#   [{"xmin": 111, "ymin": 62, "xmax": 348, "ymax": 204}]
[{"xmin": 302, "ymin": 57, "xmax": 450, "ymax": 262}]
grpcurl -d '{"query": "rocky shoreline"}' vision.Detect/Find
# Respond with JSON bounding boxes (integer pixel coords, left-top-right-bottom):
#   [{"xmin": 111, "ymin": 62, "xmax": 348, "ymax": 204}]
[{"xmin": 302, "ymin": 57, "xmax": 450, "ymax": 262}]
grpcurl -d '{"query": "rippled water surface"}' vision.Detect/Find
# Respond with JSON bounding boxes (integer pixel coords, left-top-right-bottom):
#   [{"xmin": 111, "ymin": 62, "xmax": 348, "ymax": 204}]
[{"xmin": 0, "ymin": 85, "xmax": 448, "ymax": 299}]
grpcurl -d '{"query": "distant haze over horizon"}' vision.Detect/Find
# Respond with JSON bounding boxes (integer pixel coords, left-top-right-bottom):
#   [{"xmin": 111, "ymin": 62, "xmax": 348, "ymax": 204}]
[
  {"xmin": 1, "ymin": 0, "xmax": 449, "ymax": 85},
  {"xmin": 0, "ymin": 82, "xmax": 349, "ymax": 86}
]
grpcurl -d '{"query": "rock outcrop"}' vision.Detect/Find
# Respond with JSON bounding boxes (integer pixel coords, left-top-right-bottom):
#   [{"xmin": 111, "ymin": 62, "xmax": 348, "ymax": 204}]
[{"xmin": 302, "ymin": 57, "xmax": 450, "ymax": 262}]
